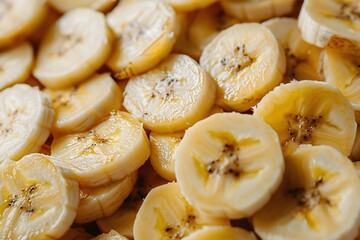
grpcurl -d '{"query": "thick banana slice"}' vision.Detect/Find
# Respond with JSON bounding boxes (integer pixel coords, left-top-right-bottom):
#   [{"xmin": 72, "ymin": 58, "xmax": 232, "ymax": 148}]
[
  {"xmin": 182, "ymin": 226, "xmax": 257, "ymax": 240},
  {"xmin": 107, "ymin": 0, "xmax": 179, "ymax": 79},
  {"xmin": 253, "ymin": 80, "xmax": 357, "ymax": 157},
  {"xmin": 0, "ymin": 0, "xmax": 47, "ymax": 48},
  {"xmin": 0, "ymin": 153, "xmax": 79, "ymax": 239},
  {"xmin": 133, "ymin": 182, "xmax": 229, "ymax": 240},
  {"xmin": 0, "ymin": 42, "xmax": 34, "ymax": 91},
  {"xmin": 253, "ymin": 145, "xmax": 360, "ymax": 240},
  {"xmin": 322, "ymin": 49, "xmax": 360, "ymax": 123},
  {"xmin": 220, "ymin": 0, "xmax": 297, "ymax": 22},
  {"xmin": 200, "ymin": 23, "xmax": 286, "ymax": 112},
  {"xmin": 48, "ymin": 0, "xmax": 117, "ymax": 13},
  {"xmin": 175, "ymin": 112, "xmax": 284, "ymax": 219},
  {"xmin": 92, "ymin": 230, "xmax": 128, "ymax": 240},
  {"xmin": 51, "ymin": 111, "xmax": 150, "ymax": 187},
  {"xmin": 0, "ymin": 84, "xmax": 54, "ymax": 161},
  {"xmin": 351, "ymin": 126, "xmax": 360, "ymax": 162},
  {"xmin": 34, "ymin": 8, "xmax": 114, "ymax": 89},
  {"xmin": 299, "ymin": 0, "xmax": 360, "ymax": 55},
  {"xmin": 75, "ymin": 171, "xmax": 137, "ymax": 223},
  {"xmin": 44, "ymin": 73, "xmax": 122, "ymax": 134},
  {"xmin": 166, "ymin": 0, "xmax": 218, "ymax": 11},
  {"xmin": 123, "ymin": 54, "xmax": 216, "ymax": 133},
  {"xmin": 60, "ymin": 228, "xmax": 93, "ymax": 240}
]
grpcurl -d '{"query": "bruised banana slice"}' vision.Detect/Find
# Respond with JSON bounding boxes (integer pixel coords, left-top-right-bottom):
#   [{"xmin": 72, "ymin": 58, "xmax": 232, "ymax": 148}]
[
  {"xmin": 175, "ymin": 112, "xmax": 284, "ymax": 219},
  {"xmin": 48, "ymin": 0, "xmax": 117, "ymax": 13},
  {"xmin": 253, "ymin": 145, "xmax": 360, "ymax": 240},
  {"xmin": 182, "ymin": 226, "xmax": 257, "ymax": 240}
]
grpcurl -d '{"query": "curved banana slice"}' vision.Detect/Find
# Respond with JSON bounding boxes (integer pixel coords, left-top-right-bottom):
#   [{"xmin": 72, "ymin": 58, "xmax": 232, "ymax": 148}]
[
  {"xmin": 133, "ymin": 182, "xmax": 229, "ymax": 240},
  {"xmin": 48, "ymin": 0, "xmax": 117, "ymax": 13},
  {"xmin": 351, "ymin": 126, "xmax": 360, "ymax": 162},
  {"xmin": 299, "ymin": 0, "xmax": 360, "ymax": 55},
  {"xmin": 253, "ymin": 145, "xmax": 360, "ymax": 240},
  {"xmin": 182, "ymin": 226, "xmax": 257, "ymax": 240},
  {"xmin": 0, "ymin": 84, "xmax": 54, "ymax": 161},
  {"xmin": 44, "ymin": 73, "xmax": 122, "ymax": 134},
  {"xmin": 200, "ymin": 23, "xmax": 286, "ymax": 112},
  {"xmin": 107, "ymin": 0, "xmax": 180, "ymax": 79},
  {"xmin": 220, "ymin": 0, "xmax": 297, "ymax": 22},
  {"xmin": 166, "ymin": 0, "xmax": 218, "ymax": 12},
  {"xmin": 51, "ymin": 111, "xmax": 150, "ymax": 187},
  {"xmin": 0, "ymin": 0, "xmax": 47, "ymax": 48},
  {"xmin": 75, "ymin": 171, "xmax": 137, "ymax": 224},
  {"xmin": 34, "ymin": 8, "xmax": 114, "ymax": 89},
  {"xmin": 0, "ymin": 153, "xmax": 79, "ymax": 239},
  {"xmin": 123, "ymin": 54, "xmax": 216, "ymax": 133},
  {"xmin": 92, "ymin": 230, "xmax": 128, "ymax": 240},
  {"xmin": 60, "ymin": 228, "xmax": 93, "ymax": 240},
  {"xmin": 253, "ymin": 80, "xmax": 357, "ymax": 157}
]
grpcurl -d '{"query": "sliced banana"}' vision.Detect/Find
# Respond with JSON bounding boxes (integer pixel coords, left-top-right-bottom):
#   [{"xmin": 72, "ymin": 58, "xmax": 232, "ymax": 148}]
[
  {"xmin": 0, "ymin": 42, "xmax": 34, "ymax": 91},
  {"xmin": 253, "ymin": 80, "xmax": 357, "ymax": 157},
  {"xmin": 220, "ymin": 0, "xmax": 297, "ymax": 22},
  {"xmin": 44, "ymin": 73, "xmax": 122, "ymax": 134},
  {"xmin": 200, "ymin": 23, "xmax": 286, "ymax": 112},
  {"xmin": 34, "ymin": 8, "xmax": 114, "ymax": 89},
  {"xmin": 182, "ymin": 226, "xmax": 257, "ymax": 240},
  {"xmin": 75, "ymin": 171, "xmax": 137, "ymax": 224},
  {"xmin": 133, "ymin": 182, "xmax": 229, "ymax": 240},
  {"xmin": 253, "ymin": 145, "xmax": 360, "ymax": 240},
  {"xmin": 51, "ymin": 111, "xmax": 150, "ymax": 187},
  {"xmin": 123, "ymin": 54, "xmax": 216, "ymax": 133},
  {"xmin": 59, "ymin": 228, "xmax": 93, "ymax": 240},
  {"xmin": 299, "ymin": 0, "xmax": 360, "ymax": 55},
  {"xmin": 0, "ymin": 0, "xmax": 47, "ymax": 48},
  {"xmin": 0, "ymin": 153, "xmax": 79, "ymax": 239},
  {"xmin": 0, "ymin": 84, "xmax": 54, "ymax": 161},
  {"xmin": 354, "ymin": 161, "xmax": 360, "ymax": 177},
  {"xmin": 48, "ymin": 0, "xmax": 117, "ymax": 13},
  {"xmin": 92, "ymin": 230, "xmax": 128, "ymax": 240},
  {"xmin": 351, "ymin": 126, "xmax": 360, "ymax": 162},
  {"xmin": 166, "ymin": 0, "xmax": 218, "ymax": 11},
  {"xmin": 107, "ymin": 0, "xmax": 180, "ymax": 79}
]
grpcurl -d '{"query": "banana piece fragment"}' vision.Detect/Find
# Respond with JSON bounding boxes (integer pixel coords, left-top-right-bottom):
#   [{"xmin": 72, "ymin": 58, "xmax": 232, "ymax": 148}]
[
  {"xmin": 124, "ymin": 54, "xmax": 216, "ymax": 133},
  {"xmin": 253, "ymin": 145, "xmax": 360, "ymax": 240},
  {"xmin": 166, "ymin": 0, "xmax": 218, "ymax": 12},
  {"xmin": 48, "ymin": 0, "xmax": 117, "ymax": 13},
  {"xmin": 59, "ymin": 228, "xmax": 93, "ymax": 240},
  {"xmin": 182, "ymin": 226, "xmax": 257, "ymax": 240},
  {"xmin": 0, "ymin": 153, "xmax": 79, "ymax": 239},
  {"xmin": 0, "ymin": 84, "xmax": 54, "ymax": 161},
  {"xmin": 92, "ymin": 230, "xmax": 128, "ymax": 240},
  {"xmin": 175, "ymin": 112, "xmax": 284, "ymax": 219},
  {"xmin": 200, "ymin": 23, "xmax": 286, "ymax": 112},
  {"xmin": 254, "ymin": 80, "xmax": 357, "ymax": 157},
  {"xmin": 34, "ymin": 8, "xmax": 114, "ymax": 89},
  {"xmin": 351, "ymin": 126, "xmax": 360, "ymax": 162},
  {"xmin": 107, "ymin": 0, "xmax": 180, "ymax": 79}
]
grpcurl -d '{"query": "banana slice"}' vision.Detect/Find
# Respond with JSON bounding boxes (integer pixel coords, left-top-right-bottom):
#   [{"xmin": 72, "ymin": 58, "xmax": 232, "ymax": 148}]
[
  {"xmin": 34, "ymin": 8, "xmax": 114, "ymax": 89},
  {"xmin": 166, "ymin": 0, "xmax": 218, "ymax": 11},
  {"xmin": 0, "ymin": 84, "xmax": 54, "ymax": 161},
  {"xmin": 123, "ymin": 54, "xmax": 216, "ymax": 133},
  {"xmin": 322, "ymin": 49, "xmax": 360, "ymax": 123},
  {"xmin": 44, "ymin": 73, "xmax": 122, "ymax": 134},
  {"xmin": 133, "ymin": 182, "xmax": 229, "ymax": 240},
  {"xmin": 48, "ymin": 0, "xmax": 117, "ymax": 13},
  {"xmin": 220, "ymin": 0, "xmax": 297, "ymax": 22},
  {"xmin": 175, "ymin": 112, "xmax": 284, "ymax": 219},
  {"xmin": 0, "ymin": 42, "xmax": 34, "ymax": 91},
  {"xmin": 200, "ymin": 23, "xmax": 286, "ymax": 112},
  {"xmin": 60, "ymin": 228, "xmax": 93, "ymax": 240},
  {"xmin": 351, "ymin": 126, "xmax": 360, "ymax": 162},
  {"xmin": 0, "ymin": 0, "xmax": 47, "ymax": 48},
  {"xmin": 253, "ymin": 80, "xmax": 357, "ymax": 157},
  {"xmin": 107, "ymin": 0, "xmax": 180, "ymax": 79},
  {"xmin": 182, "ymin": 226, "xmax": 257, "ymax": 240},
  {"xmin": 75, "ymin": 171, "xmax": 137, "ymax": 224},
  {"xmin": 92, "ymin": 230, "xmax": 128, "ymax": 240},
  {"xmin": 253, "ymin": 145, "xmax": 360, "ymax": 240},
  {"xmin": 299, "ymin": 0, "xmax": 360, "ymax": 55},
  {"xmin": 0, "ymin": 153, "xmax": 79, "ymax": 239},
  {"xmin": 51, "ymin": 111, "xmax": 150, "ymax": 187}
]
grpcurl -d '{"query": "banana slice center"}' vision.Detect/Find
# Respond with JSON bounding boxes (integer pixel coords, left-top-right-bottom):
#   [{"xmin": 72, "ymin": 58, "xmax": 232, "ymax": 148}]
[
  {"xmin": 220, "ymin": 44, "xmax": 255, "ymax": 73},
  {"xmin": 0, "ymin": 109, "xmax": 20, "ymax": 138},
  {"xmin": 57, "ymin": 34, "xmax": 83, "ymax": 57},
  {"xmin": 52, "ymin": 87, "xmax": 78, "ymax": 109},
  {"xmin": 76, "ymin": 130, "xmax": 110, "ymax": 155},
  {"xmin": 150, "ymin": 75, "xmax": 179, "ymax": 101},
  {"xmin": 3, "ymin": 185, "xmax": 38, "ymax": 215}
]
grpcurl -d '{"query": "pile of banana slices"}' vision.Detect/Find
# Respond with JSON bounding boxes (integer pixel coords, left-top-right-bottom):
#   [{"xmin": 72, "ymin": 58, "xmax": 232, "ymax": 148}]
[{"xmin": 1, "ymin": 0, "xmax": 360, "ymax": 239}]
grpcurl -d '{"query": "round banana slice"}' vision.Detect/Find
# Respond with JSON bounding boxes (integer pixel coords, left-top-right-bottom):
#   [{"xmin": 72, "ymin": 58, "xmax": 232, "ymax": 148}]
[
  {"xmin": 75, "ymin": 171, "xmax": 137, "ymax": 223},
  {"xmin": 182, "ymin": 226, "xmax": 257, "ymax": 240},
  {"xmin": 200, "ymin": 23, "xmax": 286, "ymax": 112},
  {"xmin": 133, "ymin": 182, "xmax": 229, "ymax": 240},
  {"xmin": 253, "ymin": 145, "xmax": 360, "ymax": 240},
  {"xmin": 253, "ymin": 80, "xmax": 357, "ymax": 157},
  {"xmin": 123, "ymin": 54, "xmax": 216, "ymax": 133},
  {"xmin": 0, "ymin": 42, "xmax": 34, "ymax": 91},
  {"xmin": 107, "ymin": 0, "xmax": 180, "ymax": 79},
  {"xmin": 0, "ymin": 84, "xmax": 54, "ymax": 161},
  {"xmin": 44, "ymin": 73, "xmax": 122, "ymax": 134},
  {"xmin": 220, "ymin": 0, "xmax": 297, "ymax": 22},
  {"xmin": 34, "ymin": 8, "xmax": 114, "ymax": 89},
  {"xmin": 175, "ymin": 112, "xmax": 284, "ymax": 219},
  {"xmin": 166, "ymin": 0, "xmax": 218, "ymax": 12},
  {"xmin": 48, "ymin": 0, "xmax": 117, "ymax": 13},
  {"xmin": 93, "ymin": 230, "xmax": 128, "ymax": 240},
  {"xmin": 51, "ymin": 111, "xmax": 150, "ymax": 187},
  {"xmin": 0, "ymin": 153, "xmax": 79, "ymax": 239},
  {"xmin": 0, "ymin": 0, "xmax": 47, "ymax": 48},
  {"xmin": 299, "ymin": 0, "xmax": 360, "ymax": 55},
  {"xmin": 351, "ymin": 126, "xmax": 360, "ymax": 161},
  {"xmin": 59, "ymin": 228, "xmax": 93, "ymax": 240}
]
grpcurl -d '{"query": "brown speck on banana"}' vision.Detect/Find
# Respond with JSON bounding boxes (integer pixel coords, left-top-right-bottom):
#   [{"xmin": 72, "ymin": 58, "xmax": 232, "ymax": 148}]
[
  {"xmin": 150, "ymin": 75, "xmax": 179, "ymax": 101},
  {"xmin": 52, "ymin": 87, "xmax": 77, "ymax": 109},
  {"xmin": 336, "ymin": 3, "xmax": 360, "ymax": 23},
  {"xmin": 163, "ymin": 214, "xmax": 197, "ymax": 239},
  {"xmin": 220, "ymin": 44, "xmax": 254, "ymax": 73},
  {"xmin": 6, "ymin": 185, "xmax": 38, "ymax": 215},
  {"xmin": 57, "ymin": 35, "xmax": 83, "ymax": 57}
]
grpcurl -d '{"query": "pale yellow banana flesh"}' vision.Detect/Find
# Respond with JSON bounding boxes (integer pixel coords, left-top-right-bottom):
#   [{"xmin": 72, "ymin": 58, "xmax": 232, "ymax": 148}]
[
  {"xmin": 351, "ymin": 126, "xmax": 360, "ymax": 162},
  {"xmin": 166, "ymin": 0, "xmax": 218, "ymax": 11},
  {"xmin": 48, "ymin": 0, "xmax": 117, "ymax": 13},
  {"xmin": 92, "ymin": 230, "xmax": 129, "ymax": 240},
  {"xmin": 182, "ymin": 226, "xmax": 257, "ymax": 240},
  {"xmin": 59, "ymin": 228, "xmax": 93, "ymax": 240}
]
